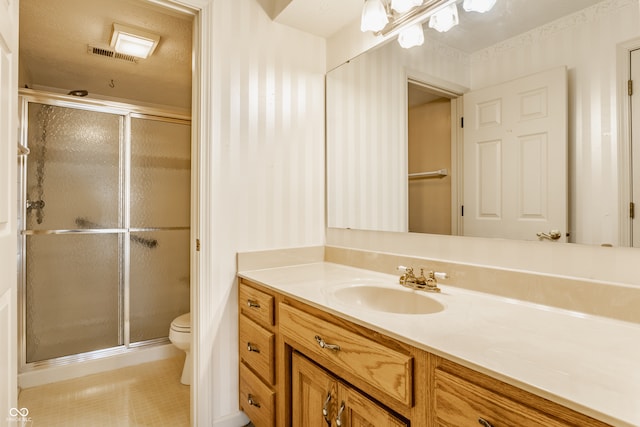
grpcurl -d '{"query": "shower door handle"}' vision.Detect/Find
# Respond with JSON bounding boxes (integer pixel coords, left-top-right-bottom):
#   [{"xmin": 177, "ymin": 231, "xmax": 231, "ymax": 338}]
[{"xmin": 22, "ymin": 228, "xmax": 127, "ymax": 235}]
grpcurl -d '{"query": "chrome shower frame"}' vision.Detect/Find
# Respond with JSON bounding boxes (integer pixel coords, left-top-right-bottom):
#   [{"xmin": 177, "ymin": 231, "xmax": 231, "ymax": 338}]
[{"xmin": 17, "ymin": 88, "xmax": 191, "ymax": 372}]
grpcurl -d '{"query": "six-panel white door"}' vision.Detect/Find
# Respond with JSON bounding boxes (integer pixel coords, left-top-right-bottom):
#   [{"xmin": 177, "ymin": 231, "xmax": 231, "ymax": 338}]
[{"xmin": 463, "ymin": 66, "xmax": 568, "ymax": 242}]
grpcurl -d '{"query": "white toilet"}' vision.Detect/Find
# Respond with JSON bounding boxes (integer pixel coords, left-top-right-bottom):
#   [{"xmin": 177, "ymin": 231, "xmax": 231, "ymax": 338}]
[{"xmin": 169, "ymin": 312, "xmax": 191, "ymax": 385}]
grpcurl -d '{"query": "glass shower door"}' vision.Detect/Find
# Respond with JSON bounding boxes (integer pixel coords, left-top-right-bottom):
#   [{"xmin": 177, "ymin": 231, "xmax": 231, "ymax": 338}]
[
  {"xmin": 129, "ymin": 116, "xmax": 191, "ymax": 343},
  {"xmin": 23, "ymin": 103, "xmax": 123, "ymax": 363}
]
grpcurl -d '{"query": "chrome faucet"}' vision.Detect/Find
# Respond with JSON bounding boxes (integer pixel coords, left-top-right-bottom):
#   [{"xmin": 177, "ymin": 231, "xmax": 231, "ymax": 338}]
[{"xmin": 397, "ymin": 266, "xmax": 445, "ymax": 293}]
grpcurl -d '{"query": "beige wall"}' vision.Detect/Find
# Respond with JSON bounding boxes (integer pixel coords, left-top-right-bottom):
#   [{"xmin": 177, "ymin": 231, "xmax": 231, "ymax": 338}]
[{"xmin": 408, "ymin": 98, "xmax": 451, "ymax": 234}]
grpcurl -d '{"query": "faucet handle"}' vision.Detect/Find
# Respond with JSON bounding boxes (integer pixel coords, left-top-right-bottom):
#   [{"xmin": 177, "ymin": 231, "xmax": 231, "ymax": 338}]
[{"xmin": 434, "ymin": 271, "xmax": 448, "ymax": 280}]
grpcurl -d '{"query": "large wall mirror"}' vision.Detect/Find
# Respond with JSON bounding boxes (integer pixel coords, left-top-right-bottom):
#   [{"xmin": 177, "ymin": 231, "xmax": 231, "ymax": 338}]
[{"xmin": 327, "ymin": 0, "xmax": 640, "ymax": 247}]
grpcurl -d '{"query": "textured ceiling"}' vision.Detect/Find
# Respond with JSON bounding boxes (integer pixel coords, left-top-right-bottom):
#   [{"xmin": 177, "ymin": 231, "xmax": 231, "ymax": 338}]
[
  {"xmin": 19, "ymin": 0, "xmax": 193, "ymax": 110},
  {"xmin": 274, "ymin": 0, "xmax": 363, "ymax": 38},
  {"xmin": 426, "ymin": 0, "xmax": 604, "ymax": 53}
]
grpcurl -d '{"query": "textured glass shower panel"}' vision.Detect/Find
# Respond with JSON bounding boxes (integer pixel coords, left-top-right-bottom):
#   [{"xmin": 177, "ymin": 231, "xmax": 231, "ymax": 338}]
[
  {"xmin": 25, "ymin": 233, "xmax": 121, "ymax": 363},
  {"xmin": 26, "ymin": 103, "xmax": 122, "ymax": 230},
  {"xmin": 129, "ymin": 229, "xmax": 190, "ymax": 343},
  {"xmin": 130, "ymin": 118, "xmax": 191, "ymax": 228}
]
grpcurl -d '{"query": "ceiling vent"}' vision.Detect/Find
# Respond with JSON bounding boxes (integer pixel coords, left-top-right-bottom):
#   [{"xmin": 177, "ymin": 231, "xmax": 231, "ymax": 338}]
[{"xmin": 87, "ymin": 45, "xmax": 138, "ymax": 64}]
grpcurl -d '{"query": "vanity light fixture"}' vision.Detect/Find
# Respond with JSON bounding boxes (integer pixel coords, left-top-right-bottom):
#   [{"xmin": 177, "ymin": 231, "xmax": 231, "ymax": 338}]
[
  {"xmin": 361, "ymin": 0, "xmax": 389, "ymax": 32},
  {"xmin": 391, "ymin": 0, "xmax": 424, "ymax": 13},
  {"xmin": 462, "ymin": 0, "xmax": 496, "ymax": 13},
  {"xmin": 360, "ymin": 0, "xmax": 490, "ymax": 49},
  {"xmin": 398, "ymin": 23, "xmax": 425, "ymax": 48},
  {"xmin": 428, "ymin": 3, "xmax": 459, "ymax": 32},
  {"xmin": 110, "ymin": 23, "xmax": 160, "ymax": 59}
]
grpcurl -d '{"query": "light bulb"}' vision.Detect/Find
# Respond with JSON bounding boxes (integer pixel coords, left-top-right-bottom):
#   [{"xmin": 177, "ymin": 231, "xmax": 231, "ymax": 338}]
[
  {"xmin": 428, "ymin": 3, "xmax": 459, "ymax": 33},
  {"xmin": 361, "ymin": 0, "xmax": 389, "ymax": 33},
  {"xmin": 398, "ymin": 23, "xmax": 424, "ymax": 49},
  {"xmin": 463, "ymin": 0, "xmax": 497, "ymax": 13},
  {"xmin": 391, "ymin": 0, "xmax": 423, "ymax": 14}
]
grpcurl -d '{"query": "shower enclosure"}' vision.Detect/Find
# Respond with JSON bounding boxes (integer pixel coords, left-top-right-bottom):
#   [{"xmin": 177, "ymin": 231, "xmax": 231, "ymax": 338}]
[{"xmin": 17, "ymin": 90, "xmax": 191, "ymax": 368}]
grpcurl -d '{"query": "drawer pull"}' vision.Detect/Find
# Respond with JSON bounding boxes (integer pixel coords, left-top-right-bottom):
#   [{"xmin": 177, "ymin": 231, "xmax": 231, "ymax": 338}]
[
  {"xmin": 247, "ymin": 393, "xmax": 261, "ymax": 408},
  {"xmin": 335, "ymin": 401, "xmax": 345, "ymax": 426},
  {"xmin": 478, "ymin": 418, "xmax": 494, "ymax": 427},
  {"xmin": 247, "ymin": 299, "xmax": 261, "ymax": 308},
  {"xmin": 247, "ymin": 342, "xmax": 260, "ymax": 353},
  {"xmin": 315, "ymin": 335, "xmax": 341, "ymax": 351}
]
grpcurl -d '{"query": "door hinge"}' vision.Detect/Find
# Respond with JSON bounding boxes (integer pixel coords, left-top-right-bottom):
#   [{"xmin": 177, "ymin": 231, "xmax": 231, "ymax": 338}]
[
  {"xmin": 196, "ymin": 238, "xmax": 201, "ymax": 251},
  {"xmin": 631, "ymin": 202, "xmax": 636, "ymax": 219},
  {"xmin": 629, "ymin": 79, "xmax": 633, "ymax": 96},
  {"xmin": 460, "ymin": 116, "xmax": 464, "ymax": 128}
]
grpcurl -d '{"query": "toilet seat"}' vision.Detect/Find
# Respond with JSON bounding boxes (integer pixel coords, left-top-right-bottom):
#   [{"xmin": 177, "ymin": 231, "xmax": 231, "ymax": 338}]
[{"xmin": 171, "ymin": 312, "xmax": 191, "ymax": 333}]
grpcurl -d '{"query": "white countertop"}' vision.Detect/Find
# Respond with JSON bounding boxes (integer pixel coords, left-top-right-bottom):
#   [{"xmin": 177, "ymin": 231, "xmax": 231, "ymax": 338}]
[{"xmin": 238, "ymin": 262, "xmax": 640, "ymax": 427}]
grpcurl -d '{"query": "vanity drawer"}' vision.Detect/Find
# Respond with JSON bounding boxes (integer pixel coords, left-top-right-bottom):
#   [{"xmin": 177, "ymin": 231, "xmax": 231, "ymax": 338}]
[
  {"xmin": 279, "ymin": 303, "xmax": 413, "ymax": 407},
  {"xmin": 239, "ymin": 314, "xmax": 275, "ymax": 385},
  {"xmin": 239, "ymin": 363, "xmax": 275, "ymax": 427},
  {"xmin": 239, "ymin": 281, "xmax": 274, "ymax": 328},
  {"xmin": 435, "ymin": 368, "xmax": 571, "ymax": 427}
]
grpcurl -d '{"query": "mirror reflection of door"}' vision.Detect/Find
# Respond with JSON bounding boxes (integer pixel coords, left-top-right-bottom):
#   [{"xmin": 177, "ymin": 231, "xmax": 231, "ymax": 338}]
[
  {"xmin": 631, "ymin": 49, "xmax": 640, "ymax": 248},
  {"xmin": 462, "ymin": 66, "xmax": 568, "ymax": 242},
  {"xmin": 407, "ymin": 82, "xmax": 459, "ymax": 235}
]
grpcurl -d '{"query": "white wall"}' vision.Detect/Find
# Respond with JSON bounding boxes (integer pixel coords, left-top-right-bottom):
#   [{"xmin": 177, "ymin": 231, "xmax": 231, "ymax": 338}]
[
  {"xmin": 199, "ymin": 0, "xmax": 326, "ymax": 423},
  {"xmin": 470, "ymin": 0, "xmax": 640, "ymax": 245}
]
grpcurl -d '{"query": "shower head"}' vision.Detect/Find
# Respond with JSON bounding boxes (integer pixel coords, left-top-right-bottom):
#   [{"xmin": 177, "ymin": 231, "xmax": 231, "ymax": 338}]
[{"xmin": 68, "ymin": 89, "xmax": 88, "ymax": 97}]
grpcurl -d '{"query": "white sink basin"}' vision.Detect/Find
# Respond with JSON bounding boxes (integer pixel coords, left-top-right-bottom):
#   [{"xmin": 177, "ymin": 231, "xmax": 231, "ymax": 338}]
[{"xmin": 332, "ymin": 284, "xmax": 445, "ymax": 315}]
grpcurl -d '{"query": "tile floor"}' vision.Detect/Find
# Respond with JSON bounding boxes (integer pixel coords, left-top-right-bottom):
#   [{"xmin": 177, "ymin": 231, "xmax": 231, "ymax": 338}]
[{"xmin": 18, "ymin": 355, "xmax": 190, "ymax": 426}]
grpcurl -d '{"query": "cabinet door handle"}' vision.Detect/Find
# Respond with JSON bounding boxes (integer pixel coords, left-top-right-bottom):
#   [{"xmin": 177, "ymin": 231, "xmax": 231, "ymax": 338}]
[
  {"xmin": 247, "ymin": 342, "xmax": 260, "ymax": 353},
  {"xmin": 315, "ymin": 335, "xmax": 341, "ymax": 351},
  {"xmin": 322, "ymin": 392, "xmax": 331, "ymax": 416},
  {"xmin": 478, "ymin": 418, "xmax": 494, "ymax": 427},
  {"xmin": 247, "ymin": 299, "xmax": 261, "ymax": 308},
  {"xmin": 322, "ymin": 392, "xmax": 332, "ymax": 424},
  {"xmin": 335, "ymin": 401, "xmax": 345, "ymax": 426},
  {"xmin": 247, "ymin": 393, "xmax": 261, "ymax": 408}
]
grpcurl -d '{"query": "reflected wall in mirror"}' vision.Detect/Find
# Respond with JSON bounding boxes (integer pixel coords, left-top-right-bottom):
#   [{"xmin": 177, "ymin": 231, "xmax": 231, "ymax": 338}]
[{"xmin": 326, "ymin": 0, "xmax": 640, "ymax": 247}]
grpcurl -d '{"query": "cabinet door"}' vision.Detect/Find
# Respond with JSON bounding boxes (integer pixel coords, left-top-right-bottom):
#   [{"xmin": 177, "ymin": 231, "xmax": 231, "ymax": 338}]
[
  {"xmin": 338, "ymin": 387, "xmax": 409, "ymax": 427},
  {"xmin": 293, "ymin": 352, "xmax": 408, "ymax": 427},
  {"xmin": 292, "ymin": 352, "xmax": 338, "ymax": 427}
]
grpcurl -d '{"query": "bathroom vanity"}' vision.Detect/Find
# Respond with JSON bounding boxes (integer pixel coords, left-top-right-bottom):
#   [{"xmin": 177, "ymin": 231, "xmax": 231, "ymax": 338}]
[{"xmin": 237, "ymin": 260, "xmax": 638, "ymax": 427}]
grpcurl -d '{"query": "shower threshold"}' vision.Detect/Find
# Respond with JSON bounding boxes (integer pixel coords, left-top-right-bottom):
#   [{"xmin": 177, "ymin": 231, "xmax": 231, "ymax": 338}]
[{"xmin": 18, "ymin": 338, "xmax": 179, "ymax": 389}]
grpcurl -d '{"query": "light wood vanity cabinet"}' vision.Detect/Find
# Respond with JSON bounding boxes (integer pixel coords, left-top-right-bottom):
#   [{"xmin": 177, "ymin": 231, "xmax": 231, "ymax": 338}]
[
  {"xmin": 238, "ymin": 278, "xmax": 612, "ymax": 427},
  {"xmin": 279, "ymin": 303, "xmax": 413, "ymax": 408},
  {"xmin": 433, "ymin": 359, "xmax": 611, "ymax": 427},
  {"xmin": 238, "ymin": 281, "xmax": 277, "ymax": 427},
  {"xmin": 292, "ymin": 351, "xmax": 408, "ymax": 427}
]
